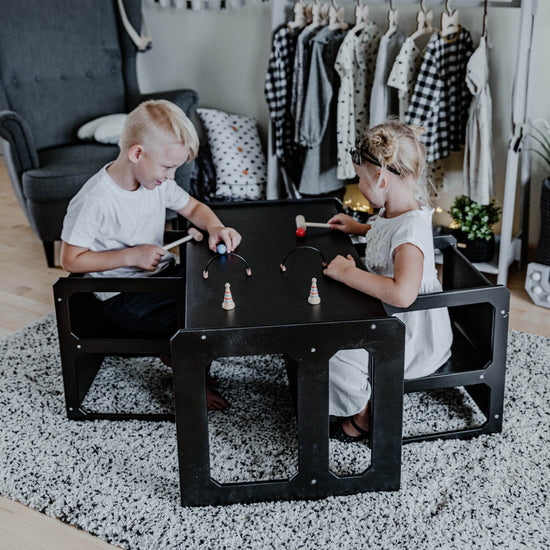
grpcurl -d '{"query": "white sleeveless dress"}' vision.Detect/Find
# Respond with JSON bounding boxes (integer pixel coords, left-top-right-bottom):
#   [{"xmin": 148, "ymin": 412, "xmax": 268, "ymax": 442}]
[{"xmin": 329, "ymin": 206, "xmax": 453, "ymax": 417}]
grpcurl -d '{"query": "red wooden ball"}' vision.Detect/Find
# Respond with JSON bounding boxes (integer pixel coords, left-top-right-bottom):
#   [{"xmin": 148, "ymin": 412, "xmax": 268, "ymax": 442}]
[{"xmin": 296, "ymin": 227, "xmax": 306, "ymax": 237}]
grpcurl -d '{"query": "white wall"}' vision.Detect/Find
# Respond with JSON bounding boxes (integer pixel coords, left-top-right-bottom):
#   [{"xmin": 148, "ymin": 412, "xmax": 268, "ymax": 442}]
[
  {"xmin": 137, "ymin": 3, "xmax": 272, "ymax": 141},
  {"xmin": 137, "ymin": 0, "xmax": 550, "ymax": 244}
]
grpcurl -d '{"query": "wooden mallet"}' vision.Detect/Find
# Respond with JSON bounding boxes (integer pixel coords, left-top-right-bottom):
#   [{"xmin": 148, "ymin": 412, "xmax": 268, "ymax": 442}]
[
  {"xmin": 295, "ymin": 214, "xmax": 331, "ymax": 237},
  {"xmin": 163, "ymin": 227, "xmax": 203, "ymax": 251}
]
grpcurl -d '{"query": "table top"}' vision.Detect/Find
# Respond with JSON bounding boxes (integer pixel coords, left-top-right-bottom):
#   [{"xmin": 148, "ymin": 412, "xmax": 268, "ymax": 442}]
[{"xmin": 184, "ymin": 198, "xmax": 387, "ymax": 330}]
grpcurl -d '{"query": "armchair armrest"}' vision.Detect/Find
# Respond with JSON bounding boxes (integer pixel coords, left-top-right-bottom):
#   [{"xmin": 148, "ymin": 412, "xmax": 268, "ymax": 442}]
[
  {"xmin": 135, "ymin": 89, "xmax": 199, "ymax": 117},
  {"xmin": 0, "ymin": 110, "xmax": 39, "ymax": 175}
]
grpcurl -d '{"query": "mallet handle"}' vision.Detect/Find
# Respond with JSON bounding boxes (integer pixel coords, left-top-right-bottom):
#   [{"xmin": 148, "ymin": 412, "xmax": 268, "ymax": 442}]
[
  {"xmin": 163, "ymin": 228, "xmax": 203, "ymax": 250},
  {"xmin": 163, "ymin": 235, "xmax": 193, "ymax": 250},
  {"xmin": 306, "ymin": 221, "xmax": 331, "ymax": 228}
]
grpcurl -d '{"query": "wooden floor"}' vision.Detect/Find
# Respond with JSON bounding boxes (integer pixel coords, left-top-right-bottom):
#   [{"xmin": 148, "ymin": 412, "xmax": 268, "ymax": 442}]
[{"xmin": 0, "ymin": 158, "xmax": 548, "ymax": 549}]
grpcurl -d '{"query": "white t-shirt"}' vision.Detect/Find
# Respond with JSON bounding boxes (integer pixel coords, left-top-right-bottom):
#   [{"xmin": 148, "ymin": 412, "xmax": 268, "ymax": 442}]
[{"xmin": 61, "ymin": 164, "xmax": 190, "ymax": 299}]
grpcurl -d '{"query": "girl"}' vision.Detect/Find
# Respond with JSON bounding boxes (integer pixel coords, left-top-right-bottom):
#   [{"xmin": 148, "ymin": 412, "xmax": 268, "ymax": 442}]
[{"xmin": 324, "ymin": 120, "xmax": 453, "ymax": 442}]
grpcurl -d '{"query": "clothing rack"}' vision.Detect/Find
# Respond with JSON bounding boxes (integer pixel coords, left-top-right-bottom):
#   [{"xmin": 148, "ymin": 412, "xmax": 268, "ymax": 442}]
[{"xmin": 267, "ymin": 0, "xmax": 536, "ymax": 286}]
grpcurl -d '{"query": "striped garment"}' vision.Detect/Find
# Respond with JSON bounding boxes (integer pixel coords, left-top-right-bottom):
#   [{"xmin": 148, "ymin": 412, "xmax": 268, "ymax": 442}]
[{"xmin": 406, "ymin": 28, "xmax": 474, "ymax": 163}]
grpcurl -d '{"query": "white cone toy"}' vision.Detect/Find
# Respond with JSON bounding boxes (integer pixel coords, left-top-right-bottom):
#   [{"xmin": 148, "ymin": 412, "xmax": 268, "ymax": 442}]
[
  {"xmin": 222, "ymin": 282, "xmax": 236, "ymax": 310},
  {"xmin": 308, "ymin": 277, "xmax": 321, "ymax": 305}
]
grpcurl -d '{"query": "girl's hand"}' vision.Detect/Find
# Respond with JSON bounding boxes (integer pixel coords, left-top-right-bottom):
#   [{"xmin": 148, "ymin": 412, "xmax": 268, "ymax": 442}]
[
  {"xmin": 208, "ymin": 226, "xmax": 242, "ymax": 253},
  {"xmin": 323, "ymin": 254, "xmax": 356, "ymax": 283},
  {"xmin": 129, "ymin": 244, "xmax": 167, "ymax": 271},
  {"xmin": 327, "ymin": 213, "xmax": 369, "ymax": 235}
]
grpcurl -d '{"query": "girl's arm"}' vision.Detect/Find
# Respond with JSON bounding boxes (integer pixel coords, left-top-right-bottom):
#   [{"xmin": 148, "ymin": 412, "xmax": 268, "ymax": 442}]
[
  {"xmin": 327, "ymin": 213, "xmax": 371, "ymax": 235},
  {"xmin": 177, "ymin": 197, "xmax": 242, "ymax": 253},
  {"xmin": 323, "ymin": 243, "xmax": 423, "ymax": 308}
]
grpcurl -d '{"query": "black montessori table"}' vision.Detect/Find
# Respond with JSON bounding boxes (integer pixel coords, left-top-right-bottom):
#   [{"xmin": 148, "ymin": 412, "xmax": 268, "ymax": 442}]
[{"xmin": 171, "ymin": 198, "xmax": 405, "ymax": 506}]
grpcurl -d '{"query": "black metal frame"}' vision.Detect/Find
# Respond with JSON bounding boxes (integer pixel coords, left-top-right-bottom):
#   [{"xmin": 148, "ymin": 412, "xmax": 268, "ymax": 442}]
[{"xmin": 384, "ymin": 235, "xmax": 510, "ymax": 443}]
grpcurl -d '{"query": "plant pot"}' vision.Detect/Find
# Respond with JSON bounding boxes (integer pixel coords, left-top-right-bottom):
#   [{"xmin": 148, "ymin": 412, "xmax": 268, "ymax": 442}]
[{"xmin": 452, "ymin": 229, "xmax": 496, "ymax": 263}]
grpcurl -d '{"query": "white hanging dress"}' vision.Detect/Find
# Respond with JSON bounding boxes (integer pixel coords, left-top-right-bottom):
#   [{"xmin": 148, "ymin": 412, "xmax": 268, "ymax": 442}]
[{"xmin": 464, "ymin": 35, "xmax": 494, "ymax": 205}]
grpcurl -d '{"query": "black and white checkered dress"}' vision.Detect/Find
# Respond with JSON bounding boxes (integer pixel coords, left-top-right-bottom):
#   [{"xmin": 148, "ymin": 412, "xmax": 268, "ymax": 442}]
[
  {"xmin": 264, "ymin": 24, "xmax": 302, "ymax": 160},
  {"xmin": 406, "ymin": 28, "xmax": 474, "ymax": 163}
]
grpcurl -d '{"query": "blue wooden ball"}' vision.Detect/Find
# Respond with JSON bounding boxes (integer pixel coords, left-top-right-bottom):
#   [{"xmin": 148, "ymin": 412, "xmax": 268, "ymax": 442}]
[{"xmin": 217, "ymin": 243, "xmax": 227, "ymax": 255}]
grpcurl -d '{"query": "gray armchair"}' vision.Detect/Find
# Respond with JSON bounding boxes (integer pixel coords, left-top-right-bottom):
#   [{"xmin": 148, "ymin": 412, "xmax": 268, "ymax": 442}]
[{"xmin": 0, "ymin": 0, "xmax": 199, "ymax": 267}]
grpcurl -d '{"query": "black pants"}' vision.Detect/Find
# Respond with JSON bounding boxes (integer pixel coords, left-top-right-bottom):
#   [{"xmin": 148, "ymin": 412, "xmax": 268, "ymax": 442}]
[{"xmin": 102, "ymin": 262, "xmax": 184, "ymax": 338}]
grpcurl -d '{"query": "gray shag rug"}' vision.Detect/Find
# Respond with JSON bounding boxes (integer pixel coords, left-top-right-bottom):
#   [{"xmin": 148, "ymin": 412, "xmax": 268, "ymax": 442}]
[{"xmin": 0, "ymin": 313, "xmax": 549, "ymax": 549}]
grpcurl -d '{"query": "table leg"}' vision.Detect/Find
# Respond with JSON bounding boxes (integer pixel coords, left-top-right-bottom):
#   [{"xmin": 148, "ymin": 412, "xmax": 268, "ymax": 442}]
[{"xmin": 171, "ymin": 318, "xmax": 404, "ymax": 506}]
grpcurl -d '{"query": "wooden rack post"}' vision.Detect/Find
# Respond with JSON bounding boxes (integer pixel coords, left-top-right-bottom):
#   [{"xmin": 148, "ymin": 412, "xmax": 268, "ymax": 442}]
[{"xmin": 267, "ymin": 0, "xmax": 535, "ymax": 286}]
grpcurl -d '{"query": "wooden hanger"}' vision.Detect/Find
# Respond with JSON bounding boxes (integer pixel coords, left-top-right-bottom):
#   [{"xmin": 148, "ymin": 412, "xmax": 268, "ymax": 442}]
[
  {"xmin": 307, "ymin": 0, "xmax": 323, "ymax": 28},
  {"xmin": 482, "ymin": 0, "xmax": 489, "ymax": 37},
  {"xmin": 440, "ymin": 0, "xmax": 461, "ymax": 38},
  {"xmin": 350, "ymin": 1, "xmax": 369, "ymax": 35},
  {"xmin": 410, "ymin": 0, "xmax": 434, "ymax": 42},
  {"xmin": 288, "ymin": 0, "xmax": 307, "ymax": 29},
  {"xmin": 320, "ymin": 2, "xmax": 331, "ymax": 26},
  {"xmin": 328, "ymin": 0, "xmax": 349, "ymax": 30},
  {"xmin": 384, "ymin": 0, "xmax": 399, "ymax": 38}
]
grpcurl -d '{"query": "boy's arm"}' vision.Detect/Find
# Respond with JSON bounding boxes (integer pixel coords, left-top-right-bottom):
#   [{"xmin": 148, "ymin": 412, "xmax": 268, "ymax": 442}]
[
  {"xmin": 60, "ymin": 241, "xmax": 167, "ymax": 273},
  {"xmin": 177, "ymin": 197, "xmax": 242, "ymax": 252}
]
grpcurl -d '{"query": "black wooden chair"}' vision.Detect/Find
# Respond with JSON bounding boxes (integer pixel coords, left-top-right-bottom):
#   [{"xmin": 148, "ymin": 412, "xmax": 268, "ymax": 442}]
[
  {"xmin": 53, "ymin": 228, "xmax": 192, "ymax": 421},
  {"xmin": 384, "ymin": 235, "xmax": 510, "ymax": 444}
]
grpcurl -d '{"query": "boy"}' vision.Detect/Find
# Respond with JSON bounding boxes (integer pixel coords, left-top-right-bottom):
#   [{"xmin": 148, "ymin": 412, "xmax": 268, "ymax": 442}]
[{"xmin": 61, "ymin": 99, "xmax": 241, "ymax": 410}]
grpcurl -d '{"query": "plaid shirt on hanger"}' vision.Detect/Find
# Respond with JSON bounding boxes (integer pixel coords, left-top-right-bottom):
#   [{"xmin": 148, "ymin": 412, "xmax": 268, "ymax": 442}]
[
  {"xmin": 406, "ymin": 28, "xmax": 474, "ymax": 163},
  {"xmin": 264, "ymin": 23, "xmax": 302, "ymax": 159}
]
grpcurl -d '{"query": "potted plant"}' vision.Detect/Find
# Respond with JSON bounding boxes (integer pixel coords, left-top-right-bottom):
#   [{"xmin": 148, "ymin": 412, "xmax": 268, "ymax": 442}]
[{"xmin": 448, "ymin": 195, "xmax": 502, "ymax": 263}]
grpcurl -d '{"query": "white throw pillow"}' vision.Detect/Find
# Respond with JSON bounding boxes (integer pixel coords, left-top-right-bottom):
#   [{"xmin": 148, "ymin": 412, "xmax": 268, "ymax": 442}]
[
  {"xmin": 196, "ymin": 108, "xmax": 266, "ymax": 200},
  {"xmin": 77, "ymin": 113, "xmax": 127, "ymax": 144}
]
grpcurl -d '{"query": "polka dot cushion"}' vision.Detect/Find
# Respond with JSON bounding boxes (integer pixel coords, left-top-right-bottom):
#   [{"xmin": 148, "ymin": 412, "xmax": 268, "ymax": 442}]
[{"xmin": 196, "ymin": 108, "xmax": 266, "ymax": 200}]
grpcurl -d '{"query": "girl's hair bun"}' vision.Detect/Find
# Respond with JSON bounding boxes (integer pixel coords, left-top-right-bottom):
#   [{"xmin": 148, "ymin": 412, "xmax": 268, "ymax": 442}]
[
  {"xmin": 355, "ymin": 119, "xmax": 426, "ymax": 184},
  {"xmin": 370, "ymin": 127, "xmax": 399, "ymax": 166}
]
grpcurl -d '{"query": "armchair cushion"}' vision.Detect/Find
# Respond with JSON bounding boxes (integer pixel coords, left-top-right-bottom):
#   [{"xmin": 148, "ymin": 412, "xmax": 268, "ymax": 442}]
[
  {"xmin": 78, "ymin": 113, "xmax": 127, "ymax": 144},
  {"xmin": 21, "ymin": 144, "xmax": 118, "ymax": 241},
  {"xmin": 22, "ymin": 144, "xmax": 118, "ymax": 201}
]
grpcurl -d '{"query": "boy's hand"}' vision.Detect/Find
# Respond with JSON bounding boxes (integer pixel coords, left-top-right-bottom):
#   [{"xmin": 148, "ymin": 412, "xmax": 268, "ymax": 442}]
[
  {"xmin": 128, "ymin": 244, "xmax": 167, "ymax": 271},
  {"xmin": 208, "ymin": 226, "xmax": 242, "ymax": 253},
  {"xmin": 323, "ymin": 254, "xmax": 356, "ymax": 283}
]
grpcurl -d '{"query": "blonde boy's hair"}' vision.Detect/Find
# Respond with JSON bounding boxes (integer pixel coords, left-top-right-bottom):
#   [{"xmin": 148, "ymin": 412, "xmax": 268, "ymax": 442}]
[{"xmin": 119, "ymin": 99, "xmax": 199, "ymax": 161}]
